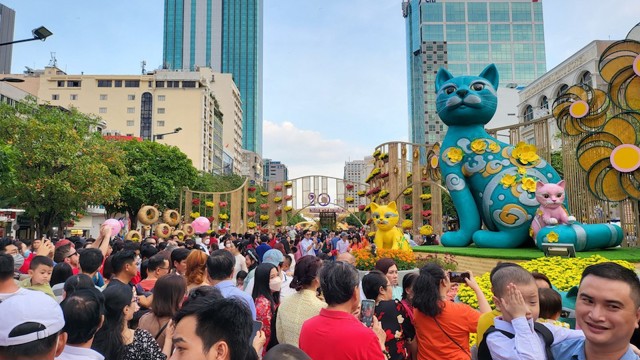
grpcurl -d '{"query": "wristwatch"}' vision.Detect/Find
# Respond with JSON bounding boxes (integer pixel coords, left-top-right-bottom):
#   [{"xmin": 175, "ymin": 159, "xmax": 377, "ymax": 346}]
[{"xmin": 382, "ymin": 349, "xmax": 391, "ymax": 360}]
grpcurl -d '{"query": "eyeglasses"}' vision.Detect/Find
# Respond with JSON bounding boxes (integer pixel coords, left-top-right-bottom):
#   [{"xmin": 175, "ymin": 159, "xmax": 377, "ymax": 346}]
[{"xmin": 66, "ymin": 251, "xmax": 78, "ymax": 258}]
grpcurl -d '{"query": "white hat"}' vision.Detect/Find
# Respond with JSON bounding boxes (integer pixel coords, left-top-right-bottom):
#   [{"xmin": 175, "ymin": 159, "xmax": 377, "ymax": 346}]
[{"xmin": 0, "ymin": 290, "xmax": 65, "ymax": 346}]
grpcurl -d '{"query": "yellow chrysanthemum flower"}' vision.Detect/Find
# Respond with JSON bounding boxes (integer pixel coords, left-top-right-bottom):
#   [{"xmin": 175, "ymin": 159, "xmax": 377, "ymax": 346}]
[
  {"xmin": 546, "ymin": 231, "xmax": 559, "ymax": 243},
  {"xmin": 470, "ymin": 139, "xmax": 487, "ymax": 154},
  {"xmin": 500, "ymin": 174, "xmax": 516, "ymax": 188},
  {"xmin": 447, "ymin": 147, "xmax": 463, "ymax": 163},
  {"xmin": 521, "ymin": 177, "xmax": 537, "ymax": 192},
  {"xmin": 517, "ymin": 167, "xmax": 527, "ymax": 175}
]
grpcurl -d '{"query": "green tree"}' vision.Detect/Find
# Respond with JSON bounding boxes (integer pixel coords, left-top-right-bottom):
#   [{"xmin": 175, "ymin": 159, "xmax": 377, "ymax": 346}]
[
  {"xmin": 287, "ymin": 213, "xmax": 306, "ymax": 226},
  {"xmin": 441, "ymin": 191, "xmax": 458, "ymax": 218},
  {"xmin": 191, "ymin": 173, "xmax": 246, "ymax": 192},
  {"xmin": 345, "ymin": 212, "xmax": 366, "ymax": 227},
  {"xmin": 105, "ymin": 140, "xmax": 198, "ymax": 227},
  {"xmin": 550, "ymin": 151, "xmax": 564, "ymax": 177},
  {"xmin": 0, "ymin": 99, "xmax": 127, "ymax": 235}
]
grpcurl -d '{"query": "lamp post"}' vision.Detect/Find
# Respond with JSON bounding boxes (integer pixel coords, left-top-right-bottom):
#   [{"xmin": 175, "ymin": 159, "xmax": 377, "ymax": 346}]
[
  {"xmin": 152, "ymin": 127, "xmax": 182, "ymax": 142},
  {"xmin": 0, "ymin": 26, "xmax": 53, "ymax": 47}
]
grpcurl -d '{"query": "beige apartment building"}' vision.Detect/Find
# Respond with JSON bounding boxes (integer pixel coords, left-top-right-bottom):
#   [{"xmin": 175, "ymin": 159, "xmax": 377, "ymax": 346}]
[{"xmin": 11, "ymin": 66, "xmax": 243, "ymax": 174}]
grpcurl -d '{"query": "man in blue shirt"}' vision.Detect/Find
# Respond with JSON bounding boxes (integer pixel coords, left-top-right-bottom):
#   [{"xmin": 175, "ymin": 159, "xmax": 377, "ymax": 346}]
[
  {"xmin": 255, "ymin": 234, "xmax": 272, "ymax": 262},
  {"xmin": 206, "ymin": 249, "xmax": 257, "ymax": 320},
  {"xmin": 552, "ymin": 262, "xmax": 640, "ymax": 360}
]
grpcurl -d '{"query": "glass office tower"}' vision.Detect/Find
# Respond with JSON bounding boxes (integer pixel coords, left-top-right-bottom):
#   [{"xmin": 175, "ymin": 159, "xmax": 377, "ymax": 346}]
[
  {"xmin": 403, "ymin": 0, "xmax": 546, "ymax": 145},
  {"xmin": 163, "ymin": 0, "xmax": 263, "ymax": 155}
]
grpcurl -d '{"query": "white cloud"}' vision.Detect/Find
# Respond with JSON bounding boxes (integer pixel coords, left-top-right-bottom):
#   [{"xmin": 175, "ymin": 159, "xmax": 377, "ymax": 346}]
[{"xmin": 263, "ymin": 120, "xmax": 369, "ymax": 179}]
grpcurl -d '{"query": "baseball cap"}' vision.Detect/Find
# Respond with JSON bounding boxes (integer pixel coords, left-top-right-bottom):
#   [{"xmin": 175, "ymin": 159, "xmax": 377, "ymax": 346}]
[
  {"xmin": 0, "ymin": 290, "xmax": 65, "ymax": 346},
  {"xmin": 262, "ymin": 249, "xmax": 284, "ymax": 266},
  {"xmin": 54, "ymin": 239, "xmax": 74, "ymax": 249}
]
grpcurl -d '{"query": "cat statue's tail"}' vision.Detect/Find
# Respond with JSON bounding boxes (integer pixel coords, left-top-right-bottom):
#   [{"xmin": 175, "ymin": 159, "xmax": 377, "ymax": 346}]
[{"xmin": 535, "ymin": 223, "xmax": 623, "ymax": 251}]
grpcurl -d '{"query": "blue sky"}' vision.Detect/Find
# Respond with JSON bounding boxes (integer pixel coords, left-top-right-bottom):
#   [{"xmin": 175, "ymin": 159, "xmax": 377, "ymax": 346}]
[{"xmin": 4, "ymin": 0, "xmax": 640, "ymax": 178}]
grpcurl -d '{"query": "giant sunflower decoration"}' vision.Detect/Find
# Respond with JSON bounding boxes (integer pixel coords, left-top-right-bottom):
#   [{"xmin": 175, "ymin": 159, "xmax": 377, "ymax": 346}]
[
  {"xmin": 426, "ymin": 143, "xmax": 441, "ymax": 181},
  {"xmin": 576, "ymin": 112, "xmax": 640, "ymax": 201},
  {"xmin": 552, "ymin": 84, "xmax": 609, "ymax": 136},
  {"xmin": 598, "ymin": 39, "xmax": 640, "ymax": 112}
]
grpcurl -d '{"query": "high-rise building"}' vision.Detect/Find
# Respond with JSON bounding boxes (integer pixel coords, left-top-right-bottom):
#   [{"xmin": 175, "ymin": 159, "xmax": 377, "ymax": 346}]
[
  {"xmin": 163, "ymin": 0, "xmax": 263, "ymax": 155},
  {"xmin": 12, "ymin": 66, "xmax": 237, "ymax": 174},
  {"xmin": 343, "ymin": 159, "xmax": 370, "ymax": 207},
  {"xmin": 0, "ymin": 4, "xmax": 15, "ymax": 74},
  {"xmin": 263, "ymin": 159, "xmax": 288, "ymax": 184},
  {"xmin": 241, "ymin": 149, "xmax": 263, "ymax": 185},
  {"xmin": 402, "ymin": 0, "xmax": 546, "ymax": 144}
]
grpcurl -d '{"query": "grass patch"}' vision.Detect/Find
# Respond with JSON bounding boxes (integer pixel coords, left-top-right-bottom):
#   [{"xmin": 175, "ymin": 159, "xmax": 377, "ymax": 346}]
[{"xmin": 413, "ymin": 245, "xmax": 640, "ymax": 262}]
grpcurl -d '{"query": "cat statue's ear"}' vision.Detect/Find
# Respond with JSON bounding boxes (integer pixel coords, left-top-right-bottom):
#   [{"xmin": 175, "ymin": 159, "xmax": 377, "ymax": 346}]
[
  {"xmin": 536, "ymin": 180, "xmax": 545, "ymax": 192},
  {"xmin": 370, "ymin": 202, "xmax": 379, "ymax": 212},
  {"xmin": 557, "ymin": 180, "xmax": 565, "ymax": 189},
  {"xmin": 479, "ymin": 64, "xmax": 499, "ymax": 91},
  {"xmin": 435, "ymin": 67, "xmax": 455, "ymax": 93},
  {"xmin": 387, "ymin": 201, "xmax": 398, "ymax": 212}
]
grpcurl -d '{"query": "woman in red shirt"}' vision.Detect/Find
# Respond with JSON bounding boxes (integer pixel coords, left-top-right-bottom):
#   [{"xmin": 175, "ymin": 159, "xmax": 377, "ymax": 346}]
[{"xmin": 252, "ymin": 262, "xmax": 281, "ymax": 356}]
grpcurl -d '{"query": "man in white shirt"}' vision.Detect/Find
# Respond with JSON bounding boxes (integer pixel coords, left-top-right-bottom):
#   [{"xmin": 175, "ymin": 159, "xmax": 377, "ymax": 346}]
[
  {"xmin": 336, "ymin": 232, "xmax": 350, "ymax": 254},
  {"xmin": 299, "ymin": 231, "xmax": 316, "ymax": 257}
]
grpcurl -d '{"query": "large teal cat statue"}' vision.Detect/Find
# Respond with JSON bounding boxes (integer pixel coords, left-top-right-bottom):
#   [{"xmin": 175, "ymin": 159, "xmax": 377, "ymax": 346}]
[{"xmin": 437, "ymin": 64, "xmax": 622, "ymax": 250}]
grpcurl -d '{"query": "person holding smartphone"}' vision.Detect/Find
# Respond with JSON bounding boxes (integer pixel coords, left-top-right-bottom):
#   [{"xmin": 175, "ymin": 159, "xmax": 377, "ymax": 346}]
[
  {"xmin": 412, "ymin": 264, "xmax": 490, "ymax": 360},
  {"xmin": 363, "ymin": 270, "xmax": 416, "ymax": 360}
]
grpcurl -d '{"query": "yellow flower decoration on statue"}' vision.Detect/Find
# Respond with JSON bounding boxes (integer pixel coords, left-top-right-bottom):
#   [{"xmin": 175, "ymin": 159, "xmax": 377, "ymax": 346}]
[
  {"xmin": 599, "ymin": 39, "xmax": 640, "ymax": 112},
  {"xmin": 488, "ymin": 142, "xmax": 500, "ymax": 152},
  {"xmin": 500, "ymin": 174, "xmax": 516, "ymax": 188},
  {"xmin": 401, "ymin": 219, "xmax": 413, "ymax": 229},
  {"xmin": 552, "ymin": 84, "xmax": 609, "ymax": 136},
  {"xmin": 446, "ymin": 147, "xmax": 463, "ymax": 164},
  {"xmin": 470, "ymin": 139, "xmax": 487, "ymax": 154},
  {"xmin": 512, "ymin": 142, "xmax": 540, "ymax": 165},
  {"xmin": 420, "ymin": 225, "xmax": 433, "ymax": 236},
  {"xmin": 420, "ymin": 193, "xmax": 432, "ymax": 200},
  {"xmin": 517, "ymin": 167, "xmax": 527, "ymax": 175},
  {"xmin": 546, "ymin": 231, "xmax": 559, "ymax": 243},
  {"xmin": 521, "ymin": 177, "xmax": 537, "ymax": 193}
]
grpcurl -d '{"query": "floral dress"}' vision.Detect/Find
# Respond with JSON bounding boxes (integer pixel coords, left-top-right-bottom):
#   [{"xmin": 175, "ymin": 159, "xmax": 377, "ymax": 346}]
[
  {"xmin": 376, "ymin": 299, "xmax": 416, "ymax": 360},
  {"xmin": 123, "ymin": 329, "xmax": 166, "ymax": 360},
  {"xmin": 255, "ymin": 295, "xmax": 274, "ymax": 356}
]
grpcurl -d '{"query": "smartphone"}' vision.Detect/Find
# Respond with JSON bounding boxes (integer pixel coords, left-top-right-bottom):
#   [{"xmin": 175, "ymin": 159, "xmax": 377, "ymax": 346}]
[
  {"xmin": 449, "ymin": 271, "xmax": 470, "ymax": 283},
  {"xmin": 360, "ymin": 299, "xmax": 375, "ymax": 327},
  {"xmin": 248, "ymin": 320, "xmax": 263, "ymax": 345}
]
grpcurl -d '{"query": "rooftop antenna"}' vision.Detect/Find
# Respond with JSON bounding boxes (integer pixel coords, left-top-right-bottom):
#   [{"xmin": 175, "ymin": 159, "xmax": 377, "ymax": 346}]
[
  {"xmin": 141, "ymin": 60, "xmax": 146, "ymax": 75},
  {"xmin": 48, "ymin": 52, "xmax": 57, "ymax": 67}
]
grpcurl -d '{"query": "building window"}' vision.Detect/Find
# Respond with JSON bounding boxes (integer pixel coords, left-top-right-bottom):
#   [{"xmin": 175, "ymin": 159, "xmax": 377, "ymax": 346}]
[
  {"xmin": 467, "ymin": 2, "xmax": 487, "ymax": 21},
  {"xmin": 99, "ymin": 94, "xmax": 108, "ymax": 100},
  {"xmin": 157, "ymin": 108, "xmax": 165, "ymax": 114},
  {"xmin": 99, "ymin": 107, "xmax": 107, "ymax": 114},
  {"xmin": 114, "ymin": 80, "xmax": 122, "ymax": 87},
  {"xmin": 157, "ymin": 120, "xmax": 165, "ymax": 127},
  {"xmin": 523, "ymin": 105, "xmax": 534, "ymax": 122},
  {"xmin": 155, "ymin": 81, "xmax": 165, "ymax": 88},
  {"xmin": 51, "ymin": 94, "xmax": 59, "ymax": 100},
  {"xmin": 97, "ymin": 80, "xmax": 112, "ymax": 87},
  {"xmin": 126, "ymin": 94, "xmax": 135, "ymax": 101},
  {"xmin": 167, "ymin": 81, "xmax": 180, "ymax": 88},
  {"xmin": 182, "ymin": 81, "xmax": 196, "ymax": 88},
  {"xmin": 540, "ymin": 96, "xmax": 549, "ymax": 110},
  {"xmin": 580, "ymin": 72, "xmax": 593, "ymax": 87},
  {"xmin": 127, "ymin": 107, "xmax": 135, "ymax": 113},
  {"xmin": 67, "ymin": 80, "xmax": 81, "ymax": 87},
  {"xmin": 70, "ymin": 94, "xmax": 78, "ymax": 100},
  {"xmin": 158, "ymin": 95, "xmax": 166, "ymax": 101},
  {"xmin": 421, "ymin": 2, "xmax": 443, "ymax": 22},
  {"xmin": 57, "ymin": 81, "xmax": 65, "ymax": 87},
  {"xmin": 125, "ymin": 80, "xmax": 140, "ymax": 88},
  {"xmin": 127, "ymin": 120, "xmax": 135, "ymax": 126},
  {"xmin": 140, "ymin": 92, "xmax": 153, "ymax": 140}
]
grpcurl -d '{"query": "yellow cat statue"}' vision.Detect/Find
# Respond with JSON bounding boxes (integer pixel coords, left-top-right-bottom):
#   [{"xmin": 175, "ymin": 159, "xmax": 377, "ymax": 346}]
[{"xmin": 370, "ymin": 201, "xmax": 411, "ymax": 251}]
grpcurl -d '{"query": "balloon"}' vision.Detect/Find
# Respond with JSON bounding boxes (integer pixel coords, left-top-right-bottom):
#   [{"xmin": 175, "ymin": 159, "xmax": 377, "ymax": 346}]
[
  {"xmin": 191, "ymin": 216, "xmax": 211, "ymax": 234},
  {"xmin": 104, "ymin": 218, "xmax": 124, "ymax": 235}
]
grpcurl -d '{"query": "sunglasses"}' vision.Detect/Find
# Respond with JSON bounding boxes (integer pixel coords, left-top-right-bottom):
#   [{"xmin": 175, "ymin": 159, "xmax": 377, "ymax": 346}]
[{"xmin": 66, "ymin": 251, "xmax": 78, "ymax": 258}]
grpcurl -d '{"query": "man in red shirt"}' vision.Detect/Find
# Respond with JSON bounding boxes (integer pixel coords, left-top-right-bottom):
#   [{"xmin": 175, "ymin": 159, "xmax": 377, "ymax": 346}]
[
  {"xmin": 299, "ymin": 261, "xmax": 388, "ymax": 360},
  {"xmin": 54, "ymin": 243, "xmax": 80, "ymax": 275}
]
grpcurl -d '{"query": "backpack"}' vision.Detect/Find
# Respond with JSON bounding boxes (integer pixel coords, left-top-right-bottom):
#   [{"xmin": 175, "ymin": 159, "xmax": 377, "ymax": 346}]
[{"xmin": 477, "ymin": 322, "xmax": 554, "ymax": 360}]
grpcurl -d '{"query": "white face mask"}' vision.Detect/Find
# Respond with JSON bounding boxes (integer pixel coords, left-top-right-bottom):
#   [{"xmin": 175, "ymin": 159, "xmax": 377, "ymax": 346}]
[
  {"xmin": 269, "ymin": 276, "xmax": 283, "ymax": 292},
  {"xmin": 12, "ymin": 253, "xmax": 24, "ymax": 270}
]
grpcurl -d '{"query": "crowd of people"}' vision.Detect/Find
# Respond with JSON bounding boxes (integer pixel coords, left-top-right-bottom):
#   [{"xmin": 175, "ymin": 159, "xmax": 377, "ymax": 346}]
[{"xmin": 1, "ymin": 224, "xmax": 640, "ymax": 360}]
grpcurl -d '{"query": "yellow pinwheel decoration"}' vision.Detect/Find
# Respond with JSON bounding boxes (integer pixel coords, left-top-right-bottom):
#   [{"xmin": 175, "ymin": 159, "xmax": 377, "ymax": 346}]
[
  {"xmin": 552, "ymin": 84, "xmax": 609, "ymax": 136},
  {"xmin": 599, "ymin": 39, "xmax": 640, "ymax": 112},
  {"xmin": 576, "ymin": 112, "xmax": 640, "ymax": 201}
]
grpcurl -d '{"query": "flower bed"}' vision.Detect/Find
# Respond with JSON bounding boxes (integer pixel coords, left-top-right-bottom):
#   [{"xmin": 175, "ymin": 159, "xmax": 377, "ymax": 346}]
[
  {"xmin": 353, "ymin": 248, "xmax": 416, "ymax": 271},
  {"xmin": 457, "ymin": 255, "xmax": 635, "ymax": 309}
]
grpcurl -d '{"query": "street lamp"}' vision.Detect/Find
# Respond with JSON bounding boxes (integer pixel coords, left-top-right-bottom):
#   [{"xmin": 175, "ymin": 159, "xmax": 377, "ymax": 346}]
[
  {"xmin": 0, "ymin": 26, "xmax": 53, "ymax": 47},
  {"xmin": 153, "ymin": 127, "xmax": 182, "ymax": 141}
]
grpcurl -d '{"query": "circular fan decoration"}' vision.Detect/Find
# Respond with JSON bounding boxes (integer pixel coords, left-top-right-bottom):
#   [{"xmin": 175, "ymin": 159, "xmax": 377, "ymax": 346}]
[
  {"xmin": 576, "ymin": 112, "xmax": 640, "ymax": 201},
  {"xmin": 552, "ymin": 84, "xmax": 609, "ymax": 136},
  {"xmin": 426, "ymin": 143, "xmax": 441, "ymax": 181},
  {"xmin": 598, "ymin": 39, "xmax": 640, "ymax": 112}
]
